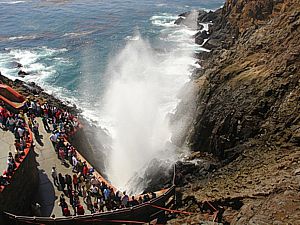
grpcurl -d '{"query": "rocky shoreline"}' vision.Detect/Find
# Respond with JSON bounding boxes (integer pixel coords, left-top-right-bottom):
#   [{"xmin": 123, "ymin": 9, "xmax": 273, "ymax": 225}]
[{"xmin": 170, "ymin": 0, "xmax": 300, "ymax": 224}]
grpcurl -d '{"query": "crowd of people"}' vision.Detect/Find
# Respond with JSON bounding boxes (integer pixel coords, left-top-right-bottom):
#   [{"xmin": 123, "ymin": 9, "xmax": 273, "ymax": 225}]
[
  {"xmin": 49, "ymin": 131, "xmax": 157, "ymax": 216},
  {"xmin": 0, "ymin": 96, "xmax": 159, "ymax": 216},
  {"xmin": 0, "ymin": 100, "xmax": 31, "ymax": 187},
  {"xmin": 0, "ymin": 97, "xmax": 79, "ymax": 189},
  {"xmin": 52, "ymin": 164, "xmax": 157, "ymax": 216}
]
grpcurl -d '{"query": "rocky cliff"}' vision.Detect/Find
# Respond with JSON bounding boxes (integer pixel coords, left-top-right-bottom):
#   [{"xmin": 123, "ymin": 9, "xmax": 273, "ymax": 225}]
[{"xmin": 171, "ymin": 0, "xmax": 300, "ymax": 224}]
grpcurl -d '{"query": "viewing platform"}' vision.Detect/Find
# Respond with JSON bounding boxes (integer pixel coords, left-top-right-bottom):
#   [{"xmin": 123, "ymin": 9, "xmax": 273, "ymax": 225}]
[{"xmin": 0, "ymin": 83, "xmax": 176, "ymax": 224}]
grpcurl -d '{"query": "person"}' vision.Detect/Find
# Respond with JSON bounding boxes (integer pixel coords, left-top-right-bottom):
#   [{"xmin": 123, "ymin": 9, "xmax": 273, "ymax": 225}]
[
  {"xmin": 73, "ymin": 174, "xmax": 79, "ymax": 191},
  {"xmin": 78, "ymin": 175, "xmax": 85, "ymax": 196},
  {"xmin": 130, "ymin": 196, "xmax": 139, "ymax": 207},
  {"xmin": 98, "ymin": 197, "xmax": 105, "ymax": 212},
  {"xmin": 151, "ymin": 192, "xmax": 157, "ymax": 199},
  {"xmin": 17, "ymin": 126, "xmax": 25, "ymax": 138},
  {"xmin": 7, "ymin": 152, "xmax": 15, "ymax": 171},
  {"xmin": 86, "ymin": 194, "xmax": 93, "ymax": 212},
  {"xmin": 91, "ymin": 184, "xmax": 99, "ymax": 198},
  {"xmin": 0, "ymin": 175, "xmax": 9, "ymax": 186},
  {"xmin": 65, "ymin": 174, "xmax": 72, "ymax": 190},
  {"xmin": 51, "ymin": 167, "xmax": 59, "ymax": 186},
  {"xmin": 6, "ymin": 115, "xmax": 15, "ymax": 132},
  {"xmin": 103, "ymin": 188, "xmax": 110, "ymax": 202},
  {"xmin": 59, "ymin": 194, "xmax": 67, "ymax": 215},
  {"xmin": 58, "ymin": 173, "xmax": 65, "ymax": 191},
  {"xmin": 77, "ymin": 204, "xmax": 85, "ymax": 215},
  {"xmin": 72, "ymin": 155, "xmax": 78, "ymax": 172},
  {"xmin": 42, "ymin": 115, "xmax": 50, "ymax": 131},
  {"xmin": 82, "ymin": 185, "xmax": 87, "ymax": 201},
  {"xmin": 82, "ymin": 162, "xmax": 88, "ymax": 177},
  {"xmin": 50, "ymin": 132, "xmax": 58, "ymax": 148},
  {"xmin": 93, "ymin": 200, "xmax": 99, "ymax": 212},
  {"xmin": 59, "ymin": 147, "xmax": 65, "ymax": 164},
  {"xmin": 121, "ymin": 191, "xmax": 129, "ymax": 208},
  {"xmin": 63, "ymin": 206, "xmax": 71, "ymax": 216},
  {"xmin": 77, "ymin": 159, "xmax": 83, "ymax": 173},
  {"xmin": 138, "ymin": 196, "xmax": 143, "ymax": 204},
  {"xmin": 143, "ymin": 194, "xmax": 150, "ymax": 203},
  {"xmin": 32, "ymin": 203, "xmax": 41, "ymax": 217},
  {"xmin": 32, "ymin": 120, "xmax": 39, "ymax": 137},
  {"xmin": 27, "ymin": 117, "xmax": 33, "ymax": 131}
]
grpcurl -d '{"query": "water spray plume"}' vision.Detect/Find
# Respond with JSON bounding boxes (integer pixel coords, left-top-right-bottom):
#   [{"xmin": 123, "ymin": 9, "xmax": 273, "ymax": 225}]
[{"xmin": 100, "ymin": 11, "xmax": 199, "ymax": 193}]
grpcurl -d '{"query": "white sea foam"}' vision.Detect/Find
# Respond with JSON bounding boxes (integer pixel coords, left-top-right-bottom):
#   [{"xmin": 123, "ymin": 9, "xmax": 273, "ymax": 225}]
[
  {"xmin": 150, "ymin": 14, "xmax": 179, "ymax": 28},
  {"xmin": 8, "ymin": 35, "xmax": 37, "ymax": 41},
  {"xmin": 0, "ymin": 47, "xmax": 68, "ymax": 84},
  {"xmin": 62, "ymin": 30, "xmax": 95, "ymax": 38},
  {"xmin": 0, "ymin": 1, "xmax": 26, "ymax": 4},
  {"xmin": 124, "ymin": 35, "xmax": 140, "ymax": 41}
]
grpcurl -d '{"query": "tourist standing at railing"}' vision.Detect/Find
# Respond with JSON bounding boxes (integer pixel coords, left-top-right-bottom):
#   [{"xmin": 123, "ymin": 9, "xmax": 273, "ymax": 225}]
[
  {"xmin": 121, "ymin": 191, "xmax": 129, "ymax": 208},
  {"xmin": 71, "ymin": 154, "xmax": 78, "ymax": 172},
  {"xmin": 59, "ymin": 194, "xmax": 67, "ymax": 215},
  {"xmin": 0, "ymin": 106, "xmax": 8, "ymax": 129},
  {"xmin": 0, "ymin": 175, "xmax": 9, "ymax": 186}
]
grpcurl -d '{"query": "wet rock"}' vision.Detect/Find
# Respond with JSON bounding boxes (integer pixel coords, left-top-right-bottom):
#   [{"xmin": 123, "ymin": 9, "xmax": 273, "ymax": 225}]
[
  {"xmin": 18, "ymin": 70, "xmax": 29, "ymax": 77},
  {"xmin": 195, "ymin": 30, "xmax": 210, "ymax": 45},
  {"xmin": 175, "ymin": 10, "xmax": 207, "ymax": 30},
  {"xmin": 202, "ymin": 38, "xmax": 220, "ymax": 50}
]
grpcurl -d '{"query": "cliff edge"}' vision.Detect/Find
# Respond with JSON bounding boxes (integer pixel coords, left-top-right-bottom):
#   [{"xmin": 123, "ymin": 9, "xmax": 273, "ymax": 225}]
[{"xmin": 172, "ymin": 0, "xmax": 300, "ymax": 224}]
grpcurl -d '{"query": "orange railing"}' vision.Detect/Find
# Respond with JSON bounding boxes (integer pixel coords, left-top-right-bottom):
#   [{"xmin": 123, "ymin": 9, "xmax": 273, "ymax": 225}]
[
  {"xmin": 0, "ymin": 85, "xmax": 32, "ymax": 192},
  {"xmin": 0, "ymin": 84, "xmax": 25, "ymax": 109}
]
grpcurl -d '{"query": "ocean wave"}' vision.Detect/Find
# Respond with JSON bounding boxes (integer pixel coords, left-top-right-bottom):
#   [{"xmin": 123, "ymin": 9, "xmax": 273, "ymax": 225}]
[
  {"xmin": 8, "ymin": 35, "xmax": 37, "ymax": 40},
  {"xmin": 0, "ymin": 35, "xmax": 37, "ymax": 42},
  {"xmin": 150, "ymin": 14, "xmax": 180, "ymax": 28},
  {"xmin": 151, "ymin": 20, "xmax": 178, "ymax": 28},
  {"xmin": 124, "ymin": 35, "xmax": 140, "ymax": 41},
  {"xmin": 0, "ymin": 46, "xmax": 68, "ymax": 84},
  {"xmin": 62, "ymin": 30, "xmax": 95, "ymax": 38},
  {"xmin": 0, "ymin": 1, "xmax": 26, "ymax": 4},
  {"xmin": 150, "ymin": 13, "xmax": 179, "ymax": 20}
]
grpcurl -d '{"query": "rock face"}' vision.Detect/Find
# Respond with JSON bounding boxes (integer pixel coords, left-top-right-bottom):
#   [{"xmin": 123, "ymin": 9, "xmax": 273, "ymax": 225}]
[
  {"xmin": 171, "ymin": 0, "xmax": 300, "ymax": 224},
  {"xmin": 187, "ymin": 0, "xmax": 300, "ymax": 159}
]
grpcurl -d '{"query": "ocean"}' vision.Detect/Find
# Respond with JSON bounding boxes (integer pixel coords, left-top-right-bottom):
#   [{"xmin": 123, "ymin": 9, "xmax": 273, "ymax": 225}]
[{"xmin": 0, "ymin": 0, "xmax": 224, "ymax": 192}]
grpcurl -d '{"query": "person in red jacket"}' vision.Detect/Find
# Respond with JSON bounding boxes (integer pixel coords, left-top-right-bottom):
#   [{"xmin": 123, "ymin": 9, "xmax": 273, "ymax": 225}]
[
  {"xmin": 77, "ymin": 204, "xmax": 84, "ymax": 215},
  {"xmin": 82, "ymin": 162, "xmax": 88, "ymax": 178},
  {"xmin": 63, "ymin": 207, "xmax": 71, "ymax": 216}
]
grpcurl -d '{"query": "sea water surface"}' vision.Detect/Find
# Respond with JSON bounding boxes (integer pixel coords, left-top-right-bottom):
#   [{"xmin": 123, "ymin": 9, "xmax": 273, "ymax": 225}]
[{"xmin": 0, "ymin": 0, "xmax": 224, "ymax": 192}]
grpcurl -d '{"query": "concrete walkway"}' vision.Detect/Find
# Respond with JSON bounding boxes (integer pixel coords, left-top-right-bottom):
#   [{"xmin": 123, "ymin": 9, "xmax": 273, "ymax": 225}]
[
  {"xmin": 33, "ymin": 118, "xmax": 87, "ymax": 217},
  {"xmin": 0, "ymin": 128, "xmax": 15, "ymax": 174}
]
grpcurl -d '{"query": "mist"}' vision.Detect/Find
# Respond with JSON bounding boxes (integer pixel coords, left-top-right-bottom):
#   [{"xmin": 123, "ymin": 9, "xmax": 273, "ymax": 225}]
[{"xmin": 98, "ymin": 12, "xmax": 199, "ymax": 193}]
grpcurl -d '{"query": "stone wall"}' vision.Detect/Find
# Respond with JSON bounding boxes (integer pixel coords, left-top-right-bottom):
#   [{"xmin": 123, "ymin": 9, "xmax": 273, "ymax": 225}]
[{"xmin": 68, "ymin": 125, "xmax": 109, "ymax": 178}]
